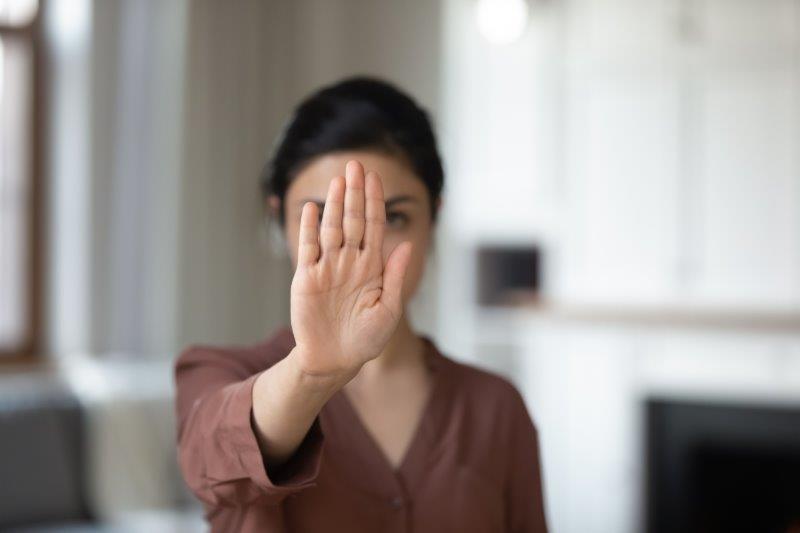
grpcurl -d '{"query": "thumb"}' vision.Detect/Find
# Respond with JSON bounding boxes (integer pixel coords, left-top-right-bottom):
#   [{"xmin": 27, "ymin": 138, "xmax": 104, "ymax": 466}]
[{"xmin": 380, "ymin": 241, "xmax": 413, "ymax": 318}]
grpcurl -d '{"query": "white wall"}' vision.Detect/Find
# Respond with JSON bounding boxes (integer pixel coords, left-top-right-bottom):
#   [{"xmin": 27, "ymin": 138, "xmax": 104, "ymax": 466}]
[{"xmin": 439, "ymin": 1, "xmax": 800, "ymax": 531}]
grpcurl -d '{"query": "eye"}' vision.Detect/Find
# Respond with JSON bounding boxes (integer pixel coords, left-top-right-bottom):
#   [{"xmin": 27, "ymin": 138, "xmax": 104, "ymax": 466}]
[{"xmin": 387, "ymin": 212, "xmax": 408, "ymax": 229}]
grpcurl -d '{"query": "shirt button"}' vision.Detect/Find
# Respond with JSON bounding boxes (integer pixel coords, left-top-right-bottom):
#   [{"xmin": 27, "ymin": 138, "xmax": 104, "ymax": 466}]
[{"xmin": 390, "ymin": 496, "xmax": 404, "ymax": 508}]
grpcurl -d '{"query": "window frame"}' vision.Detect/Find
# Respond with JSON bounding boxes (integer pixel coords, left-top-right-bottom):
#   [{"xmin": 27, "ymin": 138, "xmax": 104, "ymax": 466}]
[{"xmin": 0, "ymin": 4, "xmax": 44, "ymax": 365}]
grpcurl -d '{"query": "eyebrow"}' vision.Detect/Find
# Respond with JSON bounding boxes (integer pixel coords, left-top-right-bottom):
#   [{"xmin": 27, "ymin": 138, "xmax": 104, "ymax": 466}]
[{"xmin": 297, "ymin": 195, "xmax": 418, "ymax": 210}]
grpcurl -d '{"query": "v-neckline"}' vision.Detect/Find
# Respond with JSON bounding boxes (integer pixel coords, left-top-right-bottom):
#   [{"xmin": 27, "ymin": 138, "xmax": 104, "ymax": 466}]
[
  {"xmin": 335, "ymin": 335, "xmax": 447, "ymax": 480},
  {"xmin": 277, "ymin": 325, "xmax": 453, "ymax": 496}
]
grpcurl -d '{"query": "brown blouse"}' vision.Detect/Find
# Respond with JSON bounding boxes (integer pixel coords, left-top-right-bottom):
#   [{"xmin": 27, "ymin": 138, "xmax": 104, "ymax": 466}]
[{"xmin": 174, "ymin": 325, "xmax": 549, "ymax": 532}]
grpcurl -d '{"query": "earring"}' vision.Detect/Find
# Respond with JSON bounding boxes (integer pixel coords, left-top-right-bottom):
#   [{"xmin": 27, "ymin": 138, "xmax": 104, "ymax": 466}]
[{"xmin": 263, "ymin": 218, "xmax": 287, "ymax": 258}]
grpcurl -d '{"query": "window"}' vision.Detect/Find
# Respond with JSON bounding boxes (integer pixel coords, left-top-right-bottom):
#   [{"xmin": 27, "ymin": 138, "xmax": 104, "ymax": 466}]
[{"xmin": 0, "ymin": 0, "xmax": 41, "ymax": 361}]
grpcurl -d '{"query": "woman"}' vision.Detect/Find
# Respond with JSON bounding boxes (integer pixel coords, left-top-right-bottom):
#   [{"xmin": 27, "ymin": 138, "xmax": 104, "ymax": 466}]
[{"xmin": 174, "ymin": 76, "xmax": 548, "ymax": 532}]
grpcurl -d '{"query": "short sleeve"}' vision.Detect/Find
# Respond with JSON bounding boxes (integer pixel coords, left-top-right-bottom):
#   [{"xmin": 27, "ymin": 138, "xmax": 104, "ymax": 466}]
[
  {"xmin": 175, "ymin": 346, "xmax": 325, "ymax": 507},
  {"xmin": 504, "ymin": 386, "xmax": 549, "ymax": 533}
]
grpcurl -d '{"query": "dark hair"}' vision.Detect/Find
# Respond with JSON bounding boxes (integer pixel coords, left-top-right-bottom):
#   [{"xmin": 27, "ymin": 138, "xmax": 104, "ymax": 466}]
[{"xmin": 260, "ymin": 75, "xmax": 445, "ymax": 228}]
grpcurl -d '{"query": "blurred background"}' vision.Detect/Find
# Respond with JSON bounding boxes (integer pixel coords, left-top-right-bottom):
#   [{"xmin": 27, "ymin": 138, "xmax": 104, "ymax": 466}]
[{"xmin": 1, "ymin": 0, "xmax": 799, "ymax": 531}]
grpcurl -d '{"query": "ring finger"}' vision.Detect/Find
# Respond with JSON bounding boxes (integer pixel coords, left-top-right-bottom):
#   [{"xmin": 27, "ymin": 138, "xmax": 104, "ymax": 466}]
[{"xmin": 320, "ymin": 175, "xmax": 345, "ymax": 255}]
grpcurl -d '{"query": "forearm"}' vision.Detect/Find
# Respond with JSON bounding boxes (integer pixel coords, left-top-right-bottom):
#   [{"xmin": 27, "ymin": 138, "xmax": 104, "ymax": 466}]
[{"xmin": 251, "ymin": 345, "xmax": 356, "ymax": 469}]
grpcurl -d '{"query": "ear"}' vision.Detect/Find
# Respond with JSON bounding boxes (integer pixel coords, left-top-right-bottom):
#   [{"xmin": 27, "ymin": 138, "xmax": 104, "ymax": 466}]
[
  {"xmin": 267, "ymin": 194, "xmax": 281, "ymax": 218},
  {"xmin": 433, "ymin": 196, "xmax": 443, "ymax": 222}
]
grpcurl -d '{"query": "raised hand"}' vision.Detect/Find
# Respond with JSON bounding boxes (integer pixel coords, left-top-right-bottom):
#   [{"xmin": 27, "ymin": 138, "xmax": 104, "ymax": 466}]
[{"xmin": 289, "ymin": 160, "xmax": 413, "ymax": 380}]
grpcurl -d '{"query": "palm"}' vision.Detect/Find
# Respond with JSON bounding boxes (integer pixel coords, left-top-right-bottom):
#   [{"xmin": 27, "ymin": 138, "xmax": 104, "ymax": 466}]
[{"xmin": 289, "ymin": 160, "xmax": 412, "ymax": 379}]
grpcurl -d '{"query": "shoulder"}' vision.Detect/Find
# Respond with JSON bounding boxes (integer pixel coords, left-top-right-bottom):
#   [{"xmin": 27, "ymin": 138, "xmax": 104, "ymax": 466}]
[
  {"xmin": 440, "ymin": 354, "xmax": 535, "ymax": 429},
  {"xmin": 174, "ymin": 324, "xmax": 296, "ymax": 378},
  {"xmin": 448, "ymin": 358, "xmax": 520, "ymax": 399}
]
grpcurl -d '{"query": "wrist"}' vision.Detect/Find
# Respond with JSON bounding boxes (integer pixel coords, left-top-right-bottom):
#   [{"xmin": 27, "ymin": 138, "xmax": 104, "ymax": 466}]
[{"xmin": 285, "ymin": 345, "xmax": 357, "ymax": 397}]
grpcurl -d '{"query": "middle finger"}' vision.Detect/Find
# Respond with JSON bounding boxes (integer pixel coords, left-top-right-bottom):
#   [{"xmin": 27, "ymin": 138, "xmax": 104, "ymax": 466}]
[{"xmin": 342, "ymin": 160, "xmax": 366, "ymax": 249}]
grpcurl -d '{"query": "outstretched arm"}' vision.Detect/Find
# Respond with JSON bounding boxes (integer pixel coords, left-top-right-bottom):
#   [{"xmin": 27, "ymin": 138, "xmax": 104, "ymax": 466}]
[
  {"xmin": 175, "ymin": 159, "xmax": 414, "ymax": 508},
  {"xmin": 174, "ymin": 343, "xmax": 341, "ymax": 507}
]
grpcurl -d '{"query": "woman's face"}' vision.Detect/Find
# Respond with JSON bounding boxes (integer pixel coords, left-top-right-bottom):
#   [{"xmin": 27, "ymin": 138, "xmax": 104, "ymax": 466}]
[{"xmin": 270, "ymin": 150, "xmax": 440, "ymax": 307}]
